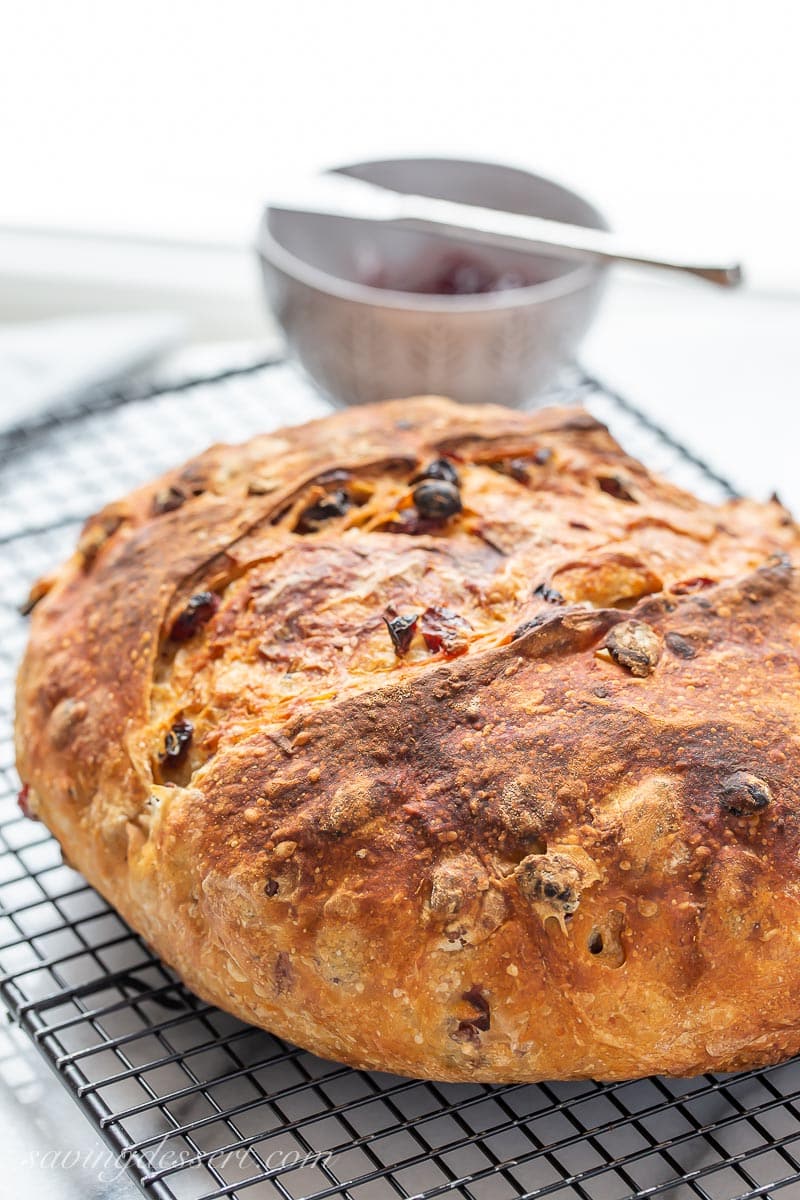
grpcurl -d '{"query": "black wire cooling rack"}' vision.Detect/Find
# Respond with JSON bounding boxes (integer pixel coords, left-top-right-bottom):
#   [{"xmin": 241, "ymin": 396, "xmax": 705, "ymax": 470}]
[{"xmin": 2, "ymin": 359, "xmax": 800, "ymax": 1200}]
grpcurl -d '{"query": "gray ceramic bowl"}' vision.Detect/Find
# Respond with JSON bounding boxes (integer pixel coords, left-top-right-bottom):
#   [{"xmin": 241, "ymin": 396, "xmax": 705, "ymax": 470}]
[{"xmin": 257, "ymin": 158, "xmax": 609, "ymax": 407}]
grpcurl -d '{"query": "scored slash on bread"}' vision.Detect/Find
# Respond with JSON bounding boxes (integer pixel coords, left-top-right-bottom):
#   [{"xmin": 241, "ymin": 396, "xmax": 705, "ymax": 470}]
[{"xmin": 14, "ymin": 397, "xmax": 800, "ymax": 1082}]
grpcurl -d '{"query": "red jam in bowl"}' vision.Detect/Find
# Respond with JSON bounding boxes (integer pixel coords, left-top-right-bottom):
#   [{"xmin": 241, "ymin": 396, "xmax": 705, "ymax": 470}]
[{"xmin": 362, "ymin": 252, "xmax": 538, "ymax": 296}]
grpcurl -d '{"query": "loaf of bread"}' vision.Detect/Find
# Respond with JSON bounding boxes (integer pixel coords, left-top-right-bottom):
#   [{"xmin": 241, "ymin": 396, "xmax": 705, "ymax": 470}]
[{"xmin": 15, "ymin": 397, "xmax": 800, "ymax": 1082}]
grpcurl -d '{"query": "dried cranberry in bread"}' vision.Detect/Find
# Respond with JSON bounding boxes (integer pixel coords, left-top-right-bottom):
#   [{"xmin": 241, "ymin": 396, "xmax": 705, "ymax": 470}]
[{"xmin": 14, "ymin": 398, "xmax": 800, "ymax": 1081}]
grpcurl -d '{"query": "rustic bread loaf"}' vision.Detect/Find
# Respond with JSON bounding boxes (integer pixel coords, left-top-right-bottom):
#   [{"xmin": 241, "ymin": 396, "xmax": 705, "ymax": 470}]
[{"xmin": 14, "ymin": 397, "xmax": 800, "ymax": 1082}]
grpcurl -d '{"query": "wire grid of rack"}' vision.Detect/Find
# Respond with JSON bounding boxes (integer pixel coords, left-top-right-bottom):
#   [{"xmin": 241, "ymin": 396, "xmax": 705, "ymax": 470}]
[{"xmin": 2, "ymin": 359, "xmax": 800, "ymax": 1200}]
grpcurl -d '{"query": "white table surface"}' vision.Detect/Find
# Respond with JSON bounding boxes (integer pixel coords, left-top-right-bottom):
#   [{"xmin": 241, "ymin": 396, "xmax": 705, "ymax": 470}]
[
  {"xmin": 1, "ymin": 273, "xmax": 798, "ymax": 1199},
  {"xmin": 582, "ymin": 273, "xmax": 800, "ymax": 511},
  {"xmin": 0, "ymin": 1018, "xmax": 140, "ymax": 1199}
]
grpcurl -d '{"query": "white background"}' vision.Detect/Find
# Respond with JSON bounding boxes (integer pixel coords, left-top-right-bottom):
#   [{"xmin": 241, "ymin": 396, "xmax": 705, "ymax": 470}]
[{"xmin": 2, "ymin": 0, "xmax": 800, "ymax": 290}]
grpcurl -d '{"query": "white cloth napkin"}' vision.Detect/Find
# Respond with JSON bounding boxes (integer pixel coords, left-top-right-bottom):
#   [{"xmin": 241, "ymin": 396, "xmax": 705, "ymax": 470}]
[{"xmin": 0, "ymin": 311, "xmax": 185, "ymax": 435}]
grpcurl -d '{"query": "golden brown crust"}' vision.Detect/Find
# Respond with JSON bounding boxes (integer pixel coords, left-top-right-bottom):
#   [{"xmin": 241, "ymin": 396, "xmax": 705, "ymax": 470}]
[{"xmin": 14, "ymin": 396, "xmax": 800, "ymax": 1081}]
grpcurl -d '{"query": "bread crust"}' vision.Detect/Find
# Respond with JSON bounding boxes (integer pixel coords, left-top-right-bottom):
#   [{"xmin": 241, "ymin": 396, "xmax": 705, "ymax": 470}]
[{"xmin": 14, "ymin": 396, "xmax": 800, "ymax": 1082}]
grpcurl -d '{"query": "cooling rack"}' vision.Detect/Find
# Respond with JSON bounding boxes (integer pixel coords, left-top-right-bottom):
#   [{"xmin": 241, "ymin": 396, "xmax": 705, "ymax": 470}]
[{"xmin": 2, "ymin": 358, "xmax": 799, "ymax": 1200}]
